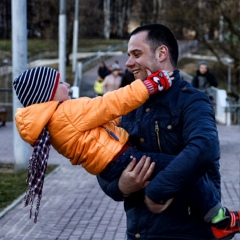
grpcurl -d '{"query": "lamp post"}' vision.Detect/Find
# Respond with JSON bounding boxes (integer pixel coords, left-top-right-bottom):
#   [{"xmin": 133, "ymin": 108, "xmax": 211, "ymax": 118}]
[
  {"xmin": 222, "ymin": 57, "xmax": 234, "ymax": 126},
  {"xmin": 222, "ymin": 57, "xmax": 234, "ymax": 93},
  {"xmin": 59, "ymin": 0, "xmax": 66, "ymax": 81},
  {"xmin": 11, "ymin": 0, "xmax": 30, "ymax": 169}
]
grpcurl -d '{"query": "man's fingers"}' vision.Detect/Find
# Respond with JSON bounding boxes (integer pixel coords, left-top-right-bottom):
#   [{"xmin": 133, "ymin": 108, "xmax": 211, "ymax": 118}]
[
  {"xmin": 143, "ymin": 180, "xmax": 150, "ymax": 188},
  {"xmin": 124, "ymin": 157, "xmax": 137, "ymax": 172},
  {"xmin": 137, "ymin": 156, "xmax": 152, "ymax": 179},
  {"xmin": 118, "ymin": 155, "xmax": 154, "ymax": 195},
  {"xmin": 167, "ymin": 71, "xmax": 174, "ymax": 81},
  {"xmin": 145, "ymin": 196, "xmax": 174, "ymax": 214},
  {"xmin": 142, "ymin": 162, "xmax": 155, "ymax": 182},
  {"xmin": 131, "ymin": 155, "xmax": 148, "ymax": 174},
  {"xmin": 145, "ymin": 69, "xmax": 152, "ymax": 76}
]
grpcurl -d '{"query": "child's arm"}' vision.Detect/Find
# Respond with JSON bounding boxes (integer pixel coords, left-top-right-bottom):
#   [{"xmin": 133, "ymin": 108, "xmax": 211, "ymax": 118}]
[
  {"xmin": 109, "ymin": 117, "xmax": 121, "ymax": 127},
  {"xmin": 73, "ymin": 79, "xmax": 148, "ymax": 130},
  {"xmin": 70, "ymin": 71, "xmax": 173, "ymax": 131}
]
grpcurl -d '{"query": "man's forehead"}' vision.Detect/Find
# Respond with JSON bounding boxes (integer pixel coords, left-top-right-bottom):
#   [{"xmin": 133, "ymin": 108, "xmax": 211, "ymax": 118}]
[{"xmin": 127, "ymin": 32, "xmax": 148, "ymax": 53}]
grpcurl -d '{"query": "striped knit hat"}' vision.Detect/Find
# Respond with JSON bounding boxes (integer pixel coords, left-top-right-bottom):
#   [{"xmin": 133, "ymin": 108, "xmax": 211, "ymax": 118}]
[{"xmin": 13, "ymin": 66, "xmax": 60, "ymax": 107}]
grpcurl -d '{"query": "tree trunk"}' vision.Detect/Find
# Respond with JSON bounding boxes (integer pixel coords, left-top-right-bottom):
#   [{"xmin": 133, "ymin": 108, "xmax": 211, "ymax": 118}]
[
  {"xmin": 117, "ymin": 0, "xmax": 126, "ymax": 38},
  {"xmin": 103, "ymin": 0, "xmax": 110, "ymax": 39}
]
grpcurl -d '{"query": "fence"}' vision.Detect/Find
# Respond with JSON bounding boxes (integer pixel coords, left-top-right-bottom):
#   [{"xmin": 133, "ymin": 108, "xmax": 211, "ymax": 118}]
[
  {"xmin": 0, "ymin": 40, "xmax": 239, "ymax": 125},
  {"xmin": 211, "ymin": 87, "xmax": 240, "ymax": 125}
]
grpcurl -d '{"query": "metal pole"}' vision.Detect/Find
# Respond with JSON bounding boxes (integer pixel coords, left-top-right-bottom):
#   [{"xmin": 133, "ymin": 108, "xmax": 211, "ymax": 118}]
[
  {"xmin": 11, "ymin": 0, "xmax": 30, "ymax": 169},
  {"xmin": 72, "ymin": 0, "xmax": 79, "ymax": 73},
  {"xmin": 219, "ymin": 15, "xmax": 223, "ymax": 42},
  {"xmin": 59, "ymin": 0, "xmax": 66, "ymax": 81}
]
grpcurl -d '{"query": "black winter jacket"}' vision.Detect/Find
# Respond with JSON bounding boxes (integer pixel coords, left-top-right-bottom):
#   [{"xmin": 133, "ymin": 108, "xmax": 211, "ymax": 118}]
[
  {"xmin": 191, "ymin": 70, "xmax": 218, "ymax": 90},
  {"xmin": 97, "ymin": 70, "xmax": 221, "ymax": 239}
]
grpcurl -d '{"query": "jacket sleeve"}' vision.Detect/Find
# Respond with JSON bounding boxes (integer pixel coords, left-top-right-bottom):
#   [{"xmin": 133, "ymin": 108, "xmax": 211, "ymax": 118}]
[
  {"xmin": 206, "ymin": 71, "xmax": 218, "ymax": 87},
  {"xmin": 145, "ymin": 91, "xmax": 220, "ymax": 202},
  {"xmin": 96, "ymin": 174, "xmax": 145, "ymax": 202},
  {"xmin": 191, "ymin": 76, "xmax": 198, "ymax": 88},
  {"xmin": 69, "ymin": 80, "xmax": 149, "ymax": 131},
  {"xmin": 96, "ymin": 175, "xmax": 124, "ymax": 201}
]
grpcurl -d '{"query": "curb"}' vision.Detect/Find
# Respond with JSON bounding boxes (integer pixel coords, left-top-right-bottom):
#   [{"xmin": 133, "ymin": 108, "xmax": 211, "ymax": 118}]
[{"xmin": 0, "ymin": 165, "xmax": 61, "ymax": 219}]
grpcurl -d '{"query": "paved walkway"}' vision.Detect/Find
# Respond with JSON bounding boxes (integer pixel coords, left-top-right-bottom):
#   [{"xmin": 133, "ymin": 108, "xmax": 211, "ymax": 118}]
[{"xmin": 0, "ymin": 54, "xmax": 240, "ymax": 240}]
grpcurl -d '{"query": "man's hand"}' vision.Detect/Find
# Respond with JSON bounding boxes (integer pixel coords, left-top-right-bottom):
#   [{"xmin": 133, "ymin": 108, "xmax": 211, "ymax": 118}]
[
  {"xmin": 144, "ymin": 196, "xmax": 174, "ymax": 213},
  {"xmin": 118, "ymin": 156, "xmax": 155, "ymax": 195}
]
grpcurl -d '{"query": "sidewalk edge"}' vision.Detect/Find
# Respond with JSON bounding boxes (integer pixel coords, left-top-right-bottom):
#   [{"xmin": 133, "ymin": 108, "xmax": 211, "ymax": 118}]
[{"xmin": 0, "ymin": 165, "xmax": 61, "ymax": 219}]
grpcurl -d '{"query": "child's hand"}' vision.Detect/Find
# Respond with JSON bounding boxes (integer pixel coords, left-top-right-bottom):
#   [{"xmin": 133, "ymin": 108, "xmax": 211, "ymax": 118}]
[{"xmin": 143, "ymin": 70, "xmax": 174, "ymax": 95}]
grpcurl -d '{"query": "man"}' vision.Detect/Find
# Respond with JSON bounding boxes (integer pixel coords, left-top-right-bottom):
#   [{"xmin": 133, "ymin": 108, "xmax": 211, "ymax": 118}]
[
  {"xmin": 191, "ymin": 61, "xmax": 218, "ymax": 102},
  {"xmin": 192, "ymin": 61, "xmax": 218, "ymax": 91},
  {"xmin": 97, "ymin": 24, "xmax": 240, "ymax": 240}
]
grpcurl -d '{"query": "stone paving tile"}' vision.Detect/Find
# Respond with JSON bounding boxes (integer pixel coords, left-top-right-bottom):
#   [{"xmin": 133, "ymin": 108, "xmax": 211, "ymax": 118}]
[{"xmin": 0, "ymin": 165, "xmax": 127, "ymax": 240}]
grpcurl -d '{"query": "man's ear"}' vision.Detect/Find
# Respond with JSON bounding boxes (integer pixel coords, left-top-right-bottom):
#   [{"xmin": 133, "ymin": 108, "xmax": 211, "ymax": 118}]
[{"xmin": 155, "ymin": 45, "xmax": 168, "ymax": 62}]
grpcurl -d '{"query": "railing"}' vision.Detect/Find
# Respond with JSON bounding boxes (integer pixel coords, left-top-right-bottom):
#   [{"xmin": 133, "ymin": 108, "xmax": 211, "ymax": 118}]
[
  {"xmin": 211, "ymin": 87, "xmax": 240, "ymax": 125},
  {"xmin": 178, "ymin": 40, "xmax": 198, "ymax": 60},
  {"xmin": 0, "ymin": 88, "xmax": 12, "ymax": 106},
  {"xmin": 0, "ymin": 88, "xmax": 12, "ymax": 122}
]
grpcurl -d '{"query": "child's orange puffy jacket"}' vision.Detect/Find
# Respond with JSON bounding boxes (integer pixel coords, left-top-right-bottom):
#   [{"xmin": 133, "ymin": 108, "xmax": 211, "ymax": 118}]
[{"xmin": 15, "ymin": 79, "xmax": 149, "ymax": 174}]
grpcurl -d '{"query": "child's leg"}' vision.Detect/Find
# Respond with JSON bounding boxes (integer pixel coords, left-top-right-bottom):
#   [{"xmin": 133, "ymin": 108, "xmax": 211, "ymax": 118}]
[
  {"xmin": 141, "ymin": 151, "xmax": 223, "ymax": 222},
  {"xmin": 100, "ymin": 145, "xmax": 221, "ymax": 216},
  {"xmin": 126, "ymin": 148, "xmax": 223, "ymax": 225},
  {"xmin": 100, "ymin": 146, "xmax": 240, "ymax": 239},
  {"xmin": 182, "ymin": 173, "xmax": 221, "ymax": 221},
  {"xmin": 187, "ymin": 175, "xmax": 240, "ymax": 239},
  {"xmin": 99, "ymin": 146, "xmax": 174, "ymax": 182}
]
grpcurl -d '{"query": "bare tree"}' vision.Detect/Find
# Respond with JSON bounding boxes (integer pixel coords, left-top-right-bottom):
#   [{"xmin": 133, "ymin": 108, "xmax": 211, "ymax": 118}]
[
  {"xmin": 0, "ymin": 0, "xmax": 11, "ymax": 39},
  {"xmin": 116, "ymin": 0, "xmax": 125, "ymax": 38},
  {"xmin": 163, "ymin": 0, "xmax": 239, "ymax": 89},
  {"xmin": 103, "ymin": 0, "xmax": 110, "ymax": 39}
]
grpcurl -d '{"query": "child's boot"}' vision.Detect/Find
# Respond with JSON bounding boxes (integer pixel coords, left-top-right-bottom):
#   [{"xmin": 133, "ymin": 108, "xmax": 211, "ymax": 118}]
[{"xmin": 211, "ymin": 207, "xmax": 240, "ymax": 239}]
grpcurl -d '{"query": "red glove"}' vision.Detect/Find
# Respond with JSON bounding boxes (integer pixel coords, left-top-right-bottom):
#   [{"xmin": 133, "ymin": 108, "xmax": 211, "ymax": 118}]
[{"xmin": 143, "ymin": 70, "xmax": 172, "ymax": 95}]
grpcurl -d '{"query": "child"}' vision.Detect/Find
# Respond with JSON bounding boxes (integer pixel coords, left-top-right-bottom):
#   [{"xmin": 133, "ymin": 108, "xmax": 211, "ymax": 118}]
[
  {"xmin": 13, "ymin": 66, "xmax": 172, "ymax": 223},
  {"xmin": 93, "ymin": 77, "xmax": 104, "ymax": 96},
  {"xmin": 13, "ymin": 66, "xmax": 240, "ymax": 240}
]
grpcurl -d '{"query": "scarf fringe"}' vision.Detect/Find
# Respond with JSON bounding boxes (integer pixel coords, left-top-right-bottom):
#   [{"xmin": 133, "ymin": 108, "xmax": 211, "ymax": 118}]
[{"xmin": 23, "ymin": 127, "xmax": 50, "ymax": 223}]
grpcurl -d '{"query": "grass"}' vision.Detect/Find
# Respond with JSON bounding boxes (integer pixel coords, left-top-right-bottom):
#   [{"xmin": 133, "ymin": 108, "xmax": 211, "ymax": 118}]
[
  {"xmin": 0, "ymin": 37, "xmax": 127, "ymax": 85},
  {"xmin": 0, "ymin": 38, "xmax": 127, "ymax": 63},
  {"xmin": 0, "ymin": 163, "xmax": 58, "ymax": 212}
]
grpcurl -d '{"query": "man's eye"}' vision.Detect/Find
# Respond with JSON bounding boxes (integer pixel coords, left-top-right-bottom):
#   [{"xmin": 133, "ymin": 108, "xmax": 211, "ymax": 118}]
[{"xmin": 60, "ymin": 81, "xmax": 64, "ymax": 84}]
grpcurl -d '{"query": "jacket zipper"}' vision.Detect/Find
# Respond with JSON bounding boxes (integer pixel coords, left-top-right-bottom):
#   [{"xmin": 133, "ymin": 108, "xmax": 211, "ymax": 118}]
[
  {"xmin": 155, "ymin": 121, "xmax": 162, "ymax": 152},
  {"xmin": 103, "ymin": 127, "xmax": 119, "ymax": 141}
]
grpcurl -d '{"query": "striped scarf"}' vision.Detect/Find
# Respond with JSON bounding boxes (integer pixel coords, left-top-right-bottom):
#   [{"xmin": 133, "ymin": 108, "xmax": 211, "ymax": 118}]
[{"xmin": 23, "ymin": 127, "xmax": 51, "ymax": 223}]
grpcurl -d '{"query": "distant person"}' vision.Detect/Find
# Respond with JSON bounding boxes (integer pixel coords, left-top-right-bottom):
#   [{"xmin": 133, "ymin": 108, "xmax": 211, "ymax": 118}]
[
  {"xmin": 112, "ymin": 60, "xmax": 121, "ymax": 70},
  {"xmin": 97, "ymin": 61, "xmax": 111, "ymax": 80},
  {"xmin": 112, "ymin": 60, "xmax": 123, "ymax": 77},
  {"xmin": 120, "ymin": 68, "xmax": 135, "ymax": 87},
  {"xmin": 191, "ymin": 61, "xmax": 218, "ymax": 98},
  {"xmin": 93, "ymin": 77, "xmax": 104, "ymax": 97},
  {"xmin": 103, "ymin": 66, "xmax": 122, "ymax": 93}
]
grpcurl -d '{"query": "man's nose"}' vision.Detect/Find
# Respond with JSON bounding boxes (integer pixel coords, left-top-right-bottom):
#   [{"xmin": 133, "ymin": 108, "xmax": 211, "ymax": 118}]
[{"xmin": 126, "ymin": 57, "xmax": 134, "ymax": 68}]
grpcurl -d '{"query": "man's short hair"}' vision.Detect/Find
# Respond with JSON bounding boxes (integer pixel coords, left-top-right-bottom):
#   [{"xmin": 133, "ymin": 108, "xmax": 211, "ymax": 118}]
[{"xmin": 130, "ymin": 24, "xmax": 179, "ymax": 68}]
